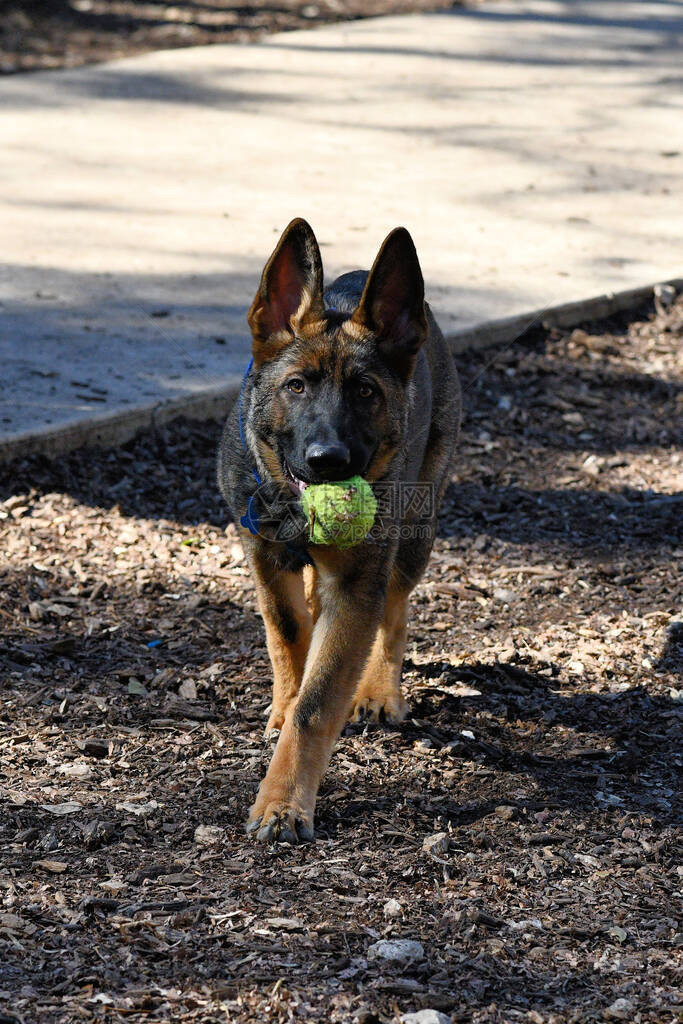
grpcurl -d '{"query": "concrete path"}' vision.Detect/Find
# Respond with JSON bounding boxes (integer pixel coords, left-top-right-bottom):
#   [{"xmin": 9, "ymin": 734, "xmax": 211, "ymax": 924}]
[{"xmin": 1, "ymin": 1, "xmax": 682, "ymax": 454}]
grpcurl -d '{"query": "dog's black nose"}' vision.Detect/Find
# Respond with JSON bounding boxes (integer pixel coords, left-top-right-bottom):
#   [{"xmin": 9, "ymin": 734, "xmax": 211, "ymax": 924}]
[{"xmin": 305, "ymin": 441, "xmax": 351, "ymax": 475}]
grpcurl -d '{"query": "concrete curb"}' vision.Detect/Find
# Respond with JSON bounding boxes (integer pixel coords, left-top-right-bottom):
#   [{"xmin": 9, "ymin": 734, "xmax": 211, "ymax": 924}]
[
  {"xmin": 2, "ymin": 277, "xmax": 679, "ymax": 464},
  {"xmin": 446, "ymin": 277, "xmax": 682, "ymax": 353},
  {"xmin": 0, "ymin": 379, "xmax": 242, "ymax": 464}
]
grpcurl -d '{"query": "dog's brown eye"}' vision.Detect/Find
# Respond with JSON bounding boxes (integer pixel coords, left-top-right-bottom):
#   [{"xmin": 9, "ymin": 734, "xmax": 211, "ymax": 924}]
[
  {"xmin": 358, "ymin": 382, "xmax": 374, "ymax": 399},
  {"xmin": 286, "ymin": 378, "xmax": 305, "ymax": 394}
]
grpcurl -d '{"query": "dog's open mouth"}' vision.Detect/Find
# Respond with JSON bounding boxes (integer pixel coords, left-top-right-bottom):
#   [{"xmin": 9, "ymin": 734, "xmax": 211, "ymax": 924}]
[{"xmin": 283, "ymin": 460, "xmax": 309, "ymax": 496}]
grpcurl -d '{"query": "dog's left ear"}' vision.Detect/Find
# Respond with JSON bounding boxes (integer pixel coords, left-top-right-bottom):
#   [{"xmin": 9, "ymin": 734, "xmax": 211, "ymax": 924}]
[
  {"xmin": 247, "ymin": 218, "xmax": 324, "ymax": 365},
  {"xmin": 352, "ymin": 227, "xmax": 427, "ymax": 379}
]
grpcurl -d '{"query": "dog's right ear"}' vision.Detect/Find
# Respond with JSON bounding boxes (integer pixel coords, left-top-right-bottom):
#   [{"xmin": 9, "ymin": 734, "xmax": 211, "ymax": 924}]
[{"xmin": 247, "ymin": 218, "xmax": 324, "ymax": 365}]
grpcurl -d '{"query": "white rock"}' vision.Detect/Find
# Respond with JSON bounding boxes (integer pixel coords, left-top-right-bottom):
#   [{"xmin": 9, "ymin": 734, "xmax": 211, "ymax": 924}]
[
  {"xmin": 40, "ymin": 801, "xmax": 82, "ymax": 816},
  {"xmin": 115, "ymin": 799, "xmax": 158, "ymax": 817},
  {"xmin": 194, "ymin": 824, "xmax": 225, "ymax": 847},
  {"xmin": 422, "ymin": 832, "xmax": 450, "ymax": 856},
  {"xmin": 401, "ymin": 1011, "xmax": 452, "ymax": 1024},
  {"xmin": 98, "ymin": 878, "xmax": 126, "ymax": 893},
  {"xmin": 178, "ymin": 679, "xmax": 198, "ymax": 700},
  {"xmin": 57, "ymin": 762, "xmax": 93, "ymax": 779},
  {"xmin": 508, "ymin": 917, "xmax": 543, "ymax": 931},
  {"xmin": 604, "ymin": 998, "xmax": 633, "ymax": 1020},
  {"xmin": 367, "ymin": 938, "xmax": 424, "ymax": 964},
  {"xmin": 574, "ymin": 852, "xmax": 600, "ymax": 869},
  {"xmin": 383, "ymin": 898, "xmax": 403, "ymax": 919}
]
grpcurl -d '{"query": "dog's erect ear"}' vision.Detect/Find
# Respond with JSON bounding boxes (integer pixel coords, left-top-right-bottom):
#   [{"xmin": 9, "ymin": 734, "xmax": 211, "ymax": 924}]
[
  {"xmin": 247, "ymin": 218, "xmax": 324, "ymax": 364},
  {"xmin": 352, "ymin": 227, "xmax": 427, "ymax": 378}
]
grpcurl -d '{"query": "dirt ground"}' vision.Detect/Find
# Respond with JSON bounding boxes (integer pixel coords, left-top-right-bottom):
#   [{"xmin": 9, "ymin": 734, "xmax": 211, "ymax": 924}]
[
  {"xmin": 0, "ymin": 0, "xmax": 466, "ymax": 73},
  {"xmin": 1, "ymin": 298, "xmax": 681, "ymax": 1023}
]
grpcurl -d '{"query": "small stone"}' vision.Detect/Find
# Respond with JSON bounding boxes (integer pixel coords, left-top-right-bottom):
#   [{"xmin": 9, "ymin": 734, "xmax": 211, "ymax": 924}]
[
  {"xmin": 604, "ymin": 998, "xmax": 633, "ymax": 1020},
  {"xmin": 116, "ymin": 799, "xmax": 159, "ymax": 817},
  {"xmin": 265, "ymin": 917, "xmax": 304, "ymax": 931},
  {"xmin": 178, "ymin": 679, "xmax": 197, "ymax": 700},
  {"xmin": 495, "ymin": 805, "xmax": 515, "ymax": 820},
  {"xmin": 40, "ymin": 801, "xmax": 82, "ymax": 816},
  {"xmin": 508, "ymin": 917, "xmax": 543, "ymax": 931},
  {"xmin": 446, "ymin": 684, "xmax": 481, "ymax": 698},
  {"xmin": 493, "ymin": 587, "xmax": 518, "ymax": 604},
  {"xmin": 28, "ymin": 601, "xmax": 44, "ymax": 621},
  {"xmin": 89, "ymin": 994, "xmax": 115, "ymax": 1006},
  {"xmin": 422, "ymin": 832, "xmax": 450, "ymax": 856},
  {"xmin": 99, "ymin": 878, "xmax": 126, "ymax": 893},
  {"xmin": 383, "ymin": 898, "xmax": 403, "ymax": 919},
  {"xmin": 574, "ymin": 852, "xmax": 600, "ymax": 869},
  {"xmin": 57, "ymin": 762, "xmax": 93, "ymax": 779},
  {"xmin": 367, "ymin": 938, "xmax": 424, "ymax": 964},
  {"xmin": 194, "ymin": 824, "xmax": 225, "ymax": 847},
  {"xmin": 401, "ymin": 1011, "xmax": 452, "ymax": 1024},
  {"xmin": 581, "ymin": 455, "xmax": 601, "ymax": 477}
]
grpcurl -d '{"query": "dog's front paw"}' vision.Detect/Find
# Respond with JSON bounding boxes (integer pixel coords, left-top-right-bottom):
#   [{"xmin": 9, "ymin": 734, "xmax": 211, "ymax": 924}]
[
  {"xmin": 351, "ymin": 679, "xmax": 408, "ymax": 724},
  {"xmin": 247, "ymin": 800, "xmax": 314, "ymax": 844}
]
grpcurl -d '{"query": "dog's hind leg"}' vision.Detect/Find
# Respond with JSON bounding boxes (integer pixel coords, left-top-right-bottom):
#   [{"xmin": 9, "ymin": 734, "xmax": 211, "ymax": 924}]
[
  {"xmin": 350, "ymin": 575, "xmax": 410, "ymax": 724},
  {"xmin": 303, "ymin": 562, "xmax": 321, "ymax": 624}
]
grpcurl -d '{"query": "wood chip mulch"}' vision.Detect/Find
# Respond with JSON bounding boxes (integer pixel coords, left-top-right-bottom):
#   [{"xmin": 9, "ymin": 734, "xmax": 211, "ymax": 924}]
[
  {"xmin": 0, "ymin": 296, "xmax": 681, "ymax": 1023},
  {"xmin": 0, "ymin": 0, "xmax": 468, "ymax": 75}
]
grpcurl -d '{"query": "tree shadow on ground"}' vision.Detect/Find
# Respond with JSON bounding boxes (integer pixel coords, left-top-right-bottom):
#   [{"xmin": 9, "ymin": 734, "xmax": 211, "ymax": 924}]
[
  {"xmin": 331, "ymin": 654, "xmax": 682, "ymax": 831},
  {"xmin": 267, "ymin": 0, "xmax": 683, "ymax": 70},
  {"xmin": 0, "ymin": 0, "xmax": 468, "ymax": 76}
]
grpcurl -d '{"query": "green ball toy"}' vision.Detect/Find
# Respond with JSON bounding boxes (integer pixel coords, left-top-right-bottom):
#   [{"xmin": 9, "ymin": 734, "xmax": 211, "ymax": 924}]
[{"xmin": 301, "ymin": 475, "xmax": 377, "ymax": 548}]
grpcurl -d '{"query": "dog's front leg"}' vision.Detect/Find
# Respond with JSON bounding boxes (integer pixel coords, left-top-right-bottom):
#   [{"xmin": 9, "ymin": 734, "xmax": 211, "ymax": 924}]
[
  {"xmin": 248, "ymin": 563, "xmax": 385, "ymax": 843},
  {"xmin": 248, "ymin": 544, "xmax": 314, "ymax": 736}
]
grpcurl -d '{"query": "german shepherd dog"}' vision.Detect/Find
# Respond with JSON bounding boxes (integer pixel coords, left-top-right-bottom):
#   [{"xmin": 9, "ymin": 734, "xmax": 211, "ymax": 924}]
[{"xmin": 218, "ymin": 218, "xmax": 460, "ymax": 843}]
